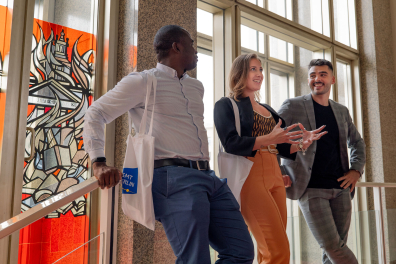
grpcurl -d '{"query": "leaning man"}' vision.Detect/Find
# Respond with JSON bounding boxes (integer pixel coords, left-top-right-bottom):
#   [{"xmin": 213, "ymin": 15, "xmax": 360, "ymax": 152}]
[
  {"xmin": 83, "ymin": 25, "xmax": 254, "ymax": 264},
  {"xmin": 278, "ymin": 59, "xmax": 366, "ymax": 264}
]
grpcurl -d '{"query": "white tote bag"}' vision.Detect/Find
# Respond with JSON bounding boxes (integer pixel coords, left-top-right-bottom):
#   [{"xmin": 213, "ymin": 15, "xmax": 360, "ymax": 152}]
[
  {"xmin": 122, "ymin": 71, "xmax": 157, "ymax": 231},
  {"xmin": 218, "ymin": 98, "xmax": 254, "ymax": 206}
]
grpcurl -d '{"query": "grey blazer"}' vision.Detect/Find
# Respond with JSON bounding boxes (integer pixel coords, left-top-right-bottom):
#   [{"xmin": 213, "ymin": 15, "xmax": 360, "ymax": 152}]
[{"xmin": 277, "ymin": 94, "xmax": 366, "ymax": 200}]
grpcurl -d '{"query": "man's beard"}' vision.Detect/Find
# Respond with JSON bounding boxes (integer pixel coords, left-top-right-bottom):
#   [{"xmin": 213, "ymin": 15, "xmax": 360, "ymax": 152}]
[{"xmin": 310, "ymin": 83, "xmax": 330, "ymax": 95}]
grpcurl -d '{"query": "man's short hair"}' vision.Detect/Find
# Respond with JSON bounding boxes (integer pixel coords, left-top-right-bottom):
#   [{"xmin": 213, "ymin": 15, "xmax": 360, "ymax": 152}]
[
  {"xmin": 308, "ymin": 59, "xmax": 334, "ymax": 72},
  {"xmin": 153, "ymin": 25, "xmax": 189, "ymax": 62}
]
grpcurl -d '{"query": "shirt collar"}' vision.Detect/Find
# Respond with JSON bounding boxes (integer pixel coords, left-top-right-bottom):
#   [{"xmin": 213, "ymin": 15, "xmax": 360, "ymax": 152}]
[{"xmin": 156, "ymin": 63, "xmax": 188, "ymax": 79}]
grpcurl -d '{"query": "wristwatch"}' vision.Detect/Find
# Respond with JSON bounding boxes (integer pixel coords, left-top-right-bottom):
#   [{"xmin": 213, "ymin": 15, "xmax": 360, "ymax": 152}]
[{"xmin": 91, "ymin": 157, "xmax": 106, "ymax": 165}]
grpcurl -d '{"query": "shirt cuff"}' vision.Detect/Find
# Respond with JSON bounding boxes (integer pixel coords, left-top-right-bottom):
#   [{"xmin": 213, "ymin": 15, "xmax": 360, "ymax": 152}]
[{"xmin": 350, "ymin": 167, "xmax": 364, "ymax": 177}]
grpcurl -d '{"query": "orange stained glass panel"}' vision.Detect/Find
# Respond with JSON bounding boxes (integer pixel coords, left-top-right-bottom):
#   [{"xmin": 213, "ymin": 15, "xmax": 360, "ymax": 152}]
[
  {"xmin": 0, "ymin": 4, "xmax": 12, "ymax": 154},
  {"xmin": 19, "ymin": 18, "xmax": 96, "ymax": 264}
]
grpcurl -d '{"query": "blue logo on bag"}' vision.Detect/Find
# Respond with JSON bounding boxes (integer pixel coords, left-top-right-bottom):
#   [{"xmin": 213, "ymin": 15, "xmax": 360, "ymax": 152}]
[{"xmin": 122, "ymin": 168, "xmax": 138, "ymax": 194}]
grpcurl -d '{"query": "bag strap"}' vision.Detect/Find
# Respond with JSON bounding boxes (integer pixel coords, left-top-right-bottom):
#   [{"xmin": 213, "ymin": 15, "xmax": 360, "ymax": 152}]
[
  {"xmin": 148, "ymin": 75, "xmax": 157, "ymax": 136},
  {"xmin": 219, "ymin": 97, "xmax": 241, "ymax": 153},
  {"xmin": 229, "ymin": 98, "xmax": 241, "ymax": 136},
  {"xmin": 138, "ymin": 71, "xmax": 157, "ymax": 136}
]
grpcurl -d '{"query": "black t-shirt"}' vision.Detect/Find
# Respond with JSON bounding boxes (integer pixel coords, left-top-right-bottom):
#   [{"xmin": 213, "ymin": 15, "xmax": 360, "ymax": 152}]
[{"xmin": 307, "ymin": 99, "xmax": 344, "ymax": 189}]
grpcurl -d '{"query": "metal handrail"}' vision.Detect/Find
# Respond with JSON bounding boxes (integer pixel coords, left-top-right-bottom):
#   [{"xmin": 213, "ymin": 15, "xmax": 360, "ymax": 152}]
[
  {"xmin": 0, "ymin": 176, "xmax": 99, "ymax": 239},
  {"xmin": 356, "ymin": 182, "xmax": 396, "ymax": 188},
  {"xmin": 355, "ymin": 181, "xmax": 396, "ymax": 264}
]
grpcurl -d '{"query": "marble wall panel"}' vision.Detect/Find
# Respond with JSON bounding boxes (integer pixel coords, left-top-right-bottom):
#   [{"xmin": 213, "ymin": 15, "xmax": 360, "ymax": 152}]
[
  {"xmin": 356, "ymin": 0, "xmax": 384, "ymax": 184},
  {"xmin": 356, "ymin": 0, "xmax": 396, "ymax": 261},
  {"xmin": 356, "ymin": 0, "xmax": 396, "ymax": 206},
  {"xmin": 136, "ymin": 0, "xmax": 197, "ymax": 261},
  {"xmin": 137, "ymin": 0, "xmax": 197, "ymax": 77},
  {"xmin": 371, "ymin": 0, "xmax": 396, "ymax": 206},
  {"xmin": 114, "ymin": 0, "xmax": 197, "ymax": 262}
]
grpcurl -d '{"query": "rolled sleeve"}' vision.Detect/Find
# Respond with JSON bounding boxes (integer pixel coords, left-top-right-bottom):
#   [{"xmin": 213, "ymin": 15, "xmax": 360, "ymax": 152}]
[{"xmin": 83, "ymin": 72, "xmax": 146, "ymax": 160}]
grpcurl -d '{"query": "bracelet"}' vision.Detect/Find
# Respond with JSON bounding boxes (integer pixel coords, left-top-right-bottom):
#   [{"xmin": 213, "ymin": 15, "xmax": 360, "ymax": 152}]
[
  {"xmin": 295, "ymin": 143, "xmax": 302, "ymax": 152},
  {"xmin": 298, "ymin": 139, "xmax": 306, "ymax": 156}
]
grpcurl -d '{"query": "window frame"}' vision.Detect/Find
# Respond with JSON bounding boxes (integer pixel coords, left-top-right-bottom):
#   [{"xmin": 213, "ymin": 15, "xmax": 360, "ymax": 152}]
[{"xmin": 197, "ymin": 1, "xmax": 226, "ymax": 176}]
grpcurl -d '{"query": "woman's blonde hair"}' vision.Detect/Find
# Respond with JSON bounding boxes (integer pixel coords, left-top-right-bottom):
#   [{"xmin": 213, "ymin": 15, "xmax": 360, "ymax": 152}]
[{"xmin": 229, "ymin": 53, "xmax": 261, "ymax": 101}]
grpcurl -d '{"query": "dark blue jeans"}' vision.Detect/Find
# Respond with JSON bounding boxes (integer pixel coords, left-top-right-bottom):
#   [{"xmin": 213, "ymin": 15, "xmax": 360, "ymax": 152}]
[{"xmin": 152, "ymin": 166, "xmax": 254, "ymax": 264}]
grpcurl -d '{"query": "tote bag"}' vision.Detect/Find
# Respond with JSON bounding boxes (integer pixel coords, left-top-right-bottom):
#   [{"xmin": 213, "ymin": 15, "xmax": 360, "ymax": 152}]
[
  {"xmin": 122, "ymin": 71, "xmax": 157, "ymax": 231},
  {"xmin": 218, "ymin": 98, "xmax": 254, "ymax": 206}
]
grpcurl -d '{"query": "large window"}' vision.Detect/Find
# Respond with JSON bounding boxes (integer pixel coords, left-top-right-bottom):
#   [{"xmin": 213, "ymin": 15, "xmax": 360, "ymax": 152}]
[{"xmin": 198, "ymin": 0, "xmax": 362, "ymax": 262}]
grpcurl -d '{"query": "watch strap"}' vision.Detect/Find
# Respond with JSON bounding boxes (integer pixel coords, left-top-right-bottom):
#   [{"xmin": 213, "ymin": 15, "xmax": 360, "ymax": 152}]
[{"xmin": 91, "ymin": 157, "xmax": 106, "ymax": 165}]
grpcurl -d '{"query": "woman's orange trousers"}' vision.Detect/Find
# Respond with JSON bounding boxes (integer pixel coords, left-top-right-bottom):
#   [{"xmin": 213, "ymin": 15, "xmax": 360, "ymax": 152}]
[{"xmin": 240, "ymin": 150, "xmax": 290, "ymax": 264}]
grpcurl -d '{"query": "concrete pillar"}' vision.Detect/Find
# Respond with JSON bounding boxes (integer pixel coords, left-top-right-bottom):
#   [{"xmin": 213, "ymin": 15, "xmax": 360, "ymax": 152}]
[
  {"xmin": 356, "ymin": 0, "xmax": 396, "ymax": 261},
  {"xmin": 115, "ymin": 0, "xmax": 197, "ymax": 262}
]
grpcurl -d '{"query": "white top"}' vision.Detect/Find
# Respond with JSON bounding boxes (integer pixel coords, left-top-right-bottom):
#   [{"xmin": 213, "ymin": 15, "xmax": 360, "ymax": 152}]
[{"xmin": 83, "ymin": 63, "xmax": 209, "ymax": 161}]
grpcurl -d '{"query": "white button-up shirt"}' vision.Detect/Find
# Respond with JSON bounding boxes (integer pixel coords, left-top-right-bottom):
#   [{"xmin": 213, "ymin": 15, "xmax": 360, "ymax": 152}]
[{"xmin": 83, "ymin": 63, "xmax": 209, "ymax": 161}]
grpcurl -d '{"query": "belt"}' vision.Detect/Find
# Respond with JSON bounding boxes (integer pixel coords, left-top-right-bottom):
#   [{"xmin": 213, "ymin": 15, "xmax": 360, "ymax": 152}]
[
  {"xmin": 259, "ymin": 144, "xmax": 278, "ymax": 154},
  {"xmin": 154, "ymin": 158, "xmax": 210, "ymax": 171}
]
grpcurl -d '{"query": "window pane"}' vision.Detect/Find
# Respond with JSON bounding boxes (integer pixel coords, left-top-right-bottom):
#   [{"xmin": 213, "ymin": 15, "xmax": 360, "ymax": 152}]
[
  {"xmin": 197, "ymin": 53, "xmax": 214, "ymax": 169},
  {"xmin": 295, "ymin": 48, "xmax": 325, "ymax": 97},
  {"xmin": 258, "ymin": 61, "xmax": 266, "ymax": 103},
  {"xmin": 268, "ymin": 0, "xmax": 287, "ymax": 18},
  {"xmin": 348, "ymin": 0, "xmax": 357, "ymax": 49},
  {"xmin": 334, "ymin": 0, "xmax": 357, "ymax": 49},
  {"xmin": 270, "ymin": 69, "xmax": 289, "ymax": 111},
  {"xmin": 267, "ymin": 0, "xmax": 331, "ymax": 36},
  {"xmin": 197, "ymin": 8, "xmax": 213, "ymax": 36},
  {"xmin": 310, "ymin": 0, "xmax": 322, "ymax": 34},
  {"xmin": 336, "ymin": 61, "xmax": 352, "ymax": 111},
  {"xmin": 288, "ymin": 43, "xmax": 294, "ymax": 64},
  {"xmin": 246, "ymin": 0, "xmax": 264, "ymax": 8},
  {"xmin": 269, "ymin": 36, "xmax": 293, "ymax": 64},
  {"xmin": 241, "ymin": 25, "xmax": 258, "ymax": 52},
  {"xmin": 259, "ymin": 32, "xmax": 265, "ymax": 54},
  {"xmin": 268, "ymin": 0, "xmax": 292, "ymax": 20},
  {"xmin": 334, "ymin": 0, "xmax": 349, "ymax": 46},
  {"xmin": 292, "ymin": 0, "xmax": 330, "ymax": 37}
]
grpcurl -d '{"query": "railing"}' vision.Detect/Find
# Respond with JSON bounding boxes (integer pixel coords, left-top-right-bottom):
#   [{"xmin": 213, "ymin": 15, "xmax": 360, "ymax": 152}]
[
  {"xmin": 1, "ymin": 179, "xmax": 395, "ymax": 264},
  {"xmin": 355, "ymin": 182, "xmax": 396, "ymax": 264},
  {"xmin": 247, "ymin": 182, "xmax": 396, "ymax": 264},
  {"xmin": 0, "ymin": 176, "xmax": 99, "ymax": 239}
]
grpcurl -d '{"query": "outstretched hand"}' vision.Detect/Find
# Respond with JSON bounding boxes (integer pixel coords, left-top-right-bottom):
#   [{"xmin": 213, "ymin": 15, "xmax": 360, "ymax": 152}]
[
  {"xmin": 268, "ymin": 120, "xmax": 303, "ymax": 144},
  {"xmin": 296, "ymin": 123, "xmax": 328, "ymax": 149}
]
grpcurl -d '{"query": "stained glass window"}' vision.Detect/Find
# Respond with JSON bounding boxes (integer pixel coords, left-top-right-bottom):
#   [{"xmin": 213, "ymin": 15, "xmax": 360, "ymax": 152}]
[{"xmin": 19, "ymin": 19, "xmax": 96, "ymax": 263}]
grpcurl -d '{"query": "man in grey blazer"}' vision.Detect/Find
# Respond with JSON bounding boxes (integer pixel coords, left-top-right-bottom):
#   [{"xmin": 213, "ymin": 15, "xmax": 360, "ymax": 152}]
[{"xmin": 278, "ymin": 59, "xmax": 365, "ymax": 264}]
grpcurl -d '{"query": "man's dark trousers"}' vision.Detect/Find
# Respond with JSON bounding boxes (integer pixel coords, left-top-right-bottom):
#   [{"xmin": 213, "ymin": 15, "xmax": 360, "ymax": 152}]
[{"xmin": 152, "ymin": 165, "xmax": 254, "ymax": 264}]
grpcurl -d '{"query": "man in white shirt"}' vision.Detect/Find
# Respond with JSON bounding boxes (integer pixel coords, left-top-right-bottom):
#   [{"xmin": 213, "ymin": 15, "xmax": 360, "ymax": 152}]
[{"xmin": 83, "ymin": 25, "xmax": 254, "ymax": 264}]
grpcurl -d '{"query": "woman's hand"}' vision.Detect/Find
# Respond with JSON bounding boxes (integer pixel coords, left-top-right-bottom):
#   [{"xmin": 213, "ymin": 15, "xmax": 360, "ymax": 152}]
[
  {"xmin": 283, "ymin": 175, "xmax": 292, "ymax": 188},
  {"xmin": 268, "ymin": 120, "xmax": 303, "ymax": 145},
  {"xmin": 298, "ymin": 123, "xmax": 328, "ymax": 149}
]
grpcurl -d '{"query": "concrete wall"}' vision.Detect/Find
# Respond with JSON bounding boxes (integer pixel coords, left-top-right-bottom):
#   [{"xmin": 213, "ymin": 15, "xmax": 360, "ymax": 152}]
[{"xmin": 114, "ymin": 0, "xmax": 197, "ymax": 262}]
